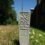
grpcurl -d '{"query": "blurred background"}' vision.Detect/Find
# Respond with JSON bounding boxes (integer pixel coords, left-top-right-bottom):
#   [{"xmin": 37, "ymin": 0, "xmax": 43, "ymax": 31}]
[{"xmin": 0, "ymin": 0, "xmax": 45, "ymax": 45}]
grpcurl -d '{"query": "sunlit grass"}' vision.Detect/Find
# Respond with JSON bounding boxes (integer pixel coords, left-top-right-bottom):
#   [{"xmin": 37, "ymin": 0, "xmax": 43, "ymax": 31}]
[
  {"xmin": 0, "ymin": 25, "xmax": 19, "ymax": 45},
  {"xmin": 0, "ymin": 25, "xmax": 45, "ymax": 45},
  {"xmin": 29, "ymin": 27, "xmax": 45, "ymax": 45}
]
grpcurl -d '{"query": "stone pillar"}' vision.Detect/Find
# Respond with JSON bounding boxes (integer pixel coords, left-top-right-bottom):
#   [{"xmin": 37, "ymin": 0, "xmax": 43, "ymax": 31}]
[{"xmin": 19, "ymin": 12, "xmax": 31, "ymax": 45}]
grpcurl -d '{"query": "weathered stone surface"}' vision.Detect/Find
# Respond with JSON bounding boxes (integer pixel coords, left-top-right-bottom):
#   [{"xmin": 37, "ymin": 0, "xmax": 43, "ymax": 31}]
[{"xmin": 19, "ymin": 12, "xmax": 30, "ymax": 45}]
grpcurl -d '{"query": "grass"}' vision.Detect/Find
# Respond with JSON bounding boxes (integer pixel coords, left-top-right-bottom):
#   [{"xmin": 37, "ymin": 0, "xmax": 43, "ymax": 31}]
[
  {"xmin": 0, "ymin": 25, "xmax": 45, "ymax": 45},
  {"xmin": 0, "ymin": 25, "xmax": 19, "ymax": 45},
  {"xmin": 29, "ymin": 27, "xmax": 45, "ymax": 45}
]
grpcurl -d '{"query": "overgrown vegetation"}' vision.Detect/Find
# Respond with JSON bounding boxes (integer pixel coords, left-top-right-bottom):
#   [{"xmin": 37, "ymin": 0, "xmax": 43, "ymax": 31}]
[{"xmin": 0, "ymin": 25, "xmax": 19, "ymax": 45}]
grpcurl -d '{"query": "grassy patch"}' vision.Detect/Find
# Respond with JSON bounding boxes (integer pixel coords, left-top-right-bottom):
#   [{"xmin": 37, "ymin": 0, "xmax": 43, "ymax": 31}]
[
  {"xmin": 29, "ymin": 27, "xmax": 45, "ymax": 45},
  {"xmin": 0, "ymin": 25, "xmax": 19, "ymax": 45},
  {"xmin": 0, "ymin": 25, "xmax": 45, "ymax": 45}
]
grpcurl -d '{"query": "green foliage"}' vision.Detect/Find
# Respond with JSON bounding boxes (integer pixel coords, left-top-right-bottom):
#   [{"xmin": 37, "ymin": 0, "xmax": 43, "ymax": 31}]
[
  {"xmin": 6, "ymin": 18, "xmax": 13, "ymax": 24},
  {"xmin": 0, "ymin": 0, "xmax": 17, "ymax": 25},
  {"xmin": 6, "ymin": 9, "xmax": 18, "ymax": 25}
]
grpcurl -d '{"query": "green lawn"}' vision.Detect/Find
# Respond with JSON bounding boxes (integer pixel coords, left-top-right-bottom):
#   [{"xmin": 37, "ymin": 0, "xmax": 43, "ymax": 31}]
[
  {"xmin": 0, "ymin": 25, "xmax": 45, "ymax": 45},
  {"xmin": 30, "ymin": 27, "xmax": 45, "ymax": 45}
]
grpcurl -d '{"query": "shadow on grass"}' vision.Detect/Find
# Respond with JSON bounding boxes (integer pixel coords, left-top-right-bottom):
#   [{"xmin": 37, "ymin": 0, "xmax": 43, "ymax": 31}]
[{"xmin": 13, "ymin": 39, "xmax": 20, "ymax": 45}]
